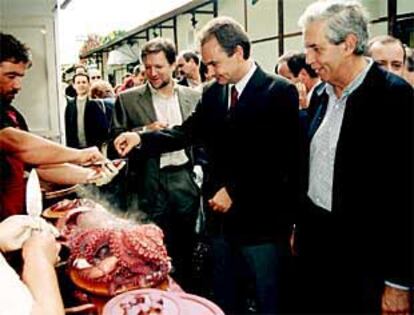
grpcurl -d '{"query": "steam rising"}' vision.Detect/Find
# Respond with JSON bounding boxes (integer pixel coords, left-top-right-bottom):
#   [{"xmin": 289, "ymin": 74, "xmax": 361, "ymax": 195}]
[{"xmin": 74, "ymin": 183, "xmax": 149, "ymax": 225}]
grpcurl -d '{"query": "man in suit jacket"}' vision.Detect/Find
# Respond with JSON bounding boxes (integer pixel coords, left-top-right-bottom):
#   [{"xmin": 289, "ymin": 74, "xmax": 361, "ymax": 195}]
[
  {"xmin": 114, "ymin": 17, "xmax": 300, "ymax": 314},
  {"xmin": 65, "ymin": 73, "xmax": 108, "ymax": 149},
  {"xmin": 295, "ymin": 1, "xmax": 413, "ymax": 313},
  {"xmin": 111, "ymin": 38, "xmax": 201, "ymax": 292}
]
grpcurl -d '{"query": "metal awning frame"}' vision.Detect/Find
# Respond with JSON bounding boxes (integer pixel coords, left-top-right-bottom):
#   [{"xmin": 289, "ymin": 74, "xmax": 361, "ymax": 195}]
[{"xmin": 80, "ymin": 0, "xmax": 217, "ymax": 63}]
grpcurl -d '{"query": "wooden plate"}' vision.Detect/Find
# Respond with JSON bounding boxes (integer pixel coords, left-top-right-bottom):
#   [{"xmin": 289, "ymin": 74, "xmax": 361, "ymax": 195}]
[{"xmin": 42, "ymin": 198, "xmax": 82, "ymax": 219}]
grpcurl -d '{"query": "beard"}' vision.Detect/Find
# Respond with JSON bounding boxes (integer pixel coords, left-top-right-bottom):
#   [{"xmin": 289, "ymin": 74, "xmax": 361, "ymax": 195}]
[
  {"xmin": 0, "ymin": 91, "xmax": 17, "ymax": 105},
  {"xmin": 150, "ymin": 77, "xmax": 170, "ymax": 90}
]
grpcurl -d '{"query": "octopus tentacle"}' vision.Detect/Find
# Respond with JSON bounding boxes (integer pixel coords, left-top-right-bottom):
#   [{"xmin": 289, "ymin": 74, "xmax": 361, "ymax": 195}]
[{"xmin": 55, "ymin": 199, "xmax": 171, "ymax": 297}]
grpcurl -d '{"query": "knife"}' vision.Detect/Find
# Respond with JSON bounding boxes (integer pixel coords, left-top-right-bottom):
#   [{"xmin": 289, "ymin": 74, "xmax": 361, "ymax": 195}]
[{"xmin": 26, "ymin": 169, "xmax": 43, "ymax": 219}]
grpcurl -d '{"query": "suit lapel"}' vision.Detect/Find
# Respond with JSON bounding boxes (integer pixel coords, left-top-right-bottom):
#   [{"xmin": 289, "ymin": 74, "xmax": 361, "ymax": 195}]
[
  {"xmin": 138, "ymin": 85, "xmax": 157, "ymax": 122},
  {"xmin": 308, "ymin": 92, "xmax": 328, "ymax": 139},
  {"xmin": 177, "ymin": 86, "xmax": 194, "ymax": 120},
  {"xmin": 234, "ymin": 66, "xmax": 266, "ymax": 109},
  {"xmin": 70, "ymin": 98, "xmax": 78, "ymax": 131}
]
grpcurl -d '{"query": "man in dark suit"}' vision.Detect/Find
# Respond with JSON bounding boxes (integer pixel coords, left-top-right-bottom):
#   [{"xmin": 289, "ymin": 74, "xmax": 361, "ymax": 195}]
[
  {"xmin": 295, "ymin": 1, "xmax": 413, "ymax": 313},
  {"xmin": 65, "ymin": 73, "xmax": 108, "ymax": 149},
  {"xmin": 114, "ymin": 17, "xmax": 300, "ymax": 314}
]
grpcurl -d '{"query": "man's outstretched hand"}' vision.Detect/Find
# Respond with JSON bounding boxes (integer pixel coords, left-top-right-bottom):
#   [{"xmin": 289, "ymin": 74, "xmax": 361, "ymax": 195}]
[{"xmin": 114, "ymin": 132, "xmax": 141, "ymax": 157}]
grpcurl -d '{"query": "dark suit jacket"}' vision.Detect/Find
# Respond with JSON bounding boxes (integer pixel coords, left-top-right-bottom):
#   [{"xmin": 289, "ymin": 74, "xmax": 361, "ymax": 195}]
[
  {"xmin": 65, "ymin": 97, "xmax": 109, "ymax": 149},
  {"xmin": 303, "ymin": 63, "xmax": 413, "ymax": 286},
  {"xmin": 139, "ymin": 66, "xmax": 300, "ymax": 244},
  {"xmin": 111, "ymin": 83, "xmax": 201, "ymax": 209}
]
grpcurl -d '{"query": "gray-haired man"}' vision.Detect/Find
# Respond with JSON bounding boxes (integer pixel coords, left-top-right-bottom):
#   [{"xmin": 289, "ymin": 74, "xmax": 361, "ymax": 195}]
[{"xmin": 295, "ymin": 1, "xmax": 413, "ymax": 313}]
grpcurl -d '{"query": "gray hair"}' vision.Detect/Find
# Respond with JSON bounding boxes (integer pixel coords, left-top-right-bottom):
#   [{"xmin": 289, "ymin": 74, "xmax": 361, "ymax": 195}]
[
  {"xmin": 298, "ymin": 0, "xmax": 370, "ymax": 55},
  {"xmin": 198, "ymin": 16, "xmax": 251, "ymax": 59}
]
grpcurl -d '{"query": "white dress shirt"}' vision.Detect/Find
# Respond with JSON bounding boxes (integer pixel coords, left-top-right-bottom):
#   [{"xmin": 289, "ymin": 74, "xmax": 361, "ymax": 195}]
[
  {"xmin": 149, "ymin": 84, "xmax": 189, "ymax": 168},
  {"xmin": 228, "ymin": 60, "xmax": 257, "ymax": 108},
  {"xmin": 76, "ymin": 95, "xmax": 87, "ymax": 148}
]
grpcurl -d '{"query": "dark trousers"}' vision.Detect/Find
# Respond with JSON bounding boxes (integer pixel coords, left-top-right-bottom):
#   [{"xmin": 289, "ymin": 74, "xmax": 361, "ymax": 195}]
[
  {"xmin": 210, "ymin": 235, "xmax": 290, "ymax": 314},
  {"xmin": 294, "ymin": 198, "xmax": 383, "ymax": 314},
  {"xmin": 149, "ymin": 165, "xmax": 200, "ymax": 291}
]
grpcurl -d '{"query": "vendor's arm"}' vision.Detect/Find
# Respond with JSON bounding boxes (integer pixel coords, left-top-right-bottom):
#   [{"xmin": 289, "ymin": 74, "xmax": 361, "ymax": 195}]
[
  {"xmin": 36, "ymin": 163, "xmax": 96, "ymax": 185},
  {"xmin": 0, "ymin": 127, "xmax": 104, "ymax": 165}
]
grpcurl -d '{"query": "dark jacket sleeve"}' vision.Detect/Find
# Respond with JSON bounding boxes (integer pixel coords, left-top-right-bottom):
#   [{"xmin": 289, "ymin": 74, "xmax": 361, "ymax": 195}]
[
  {"xmin": 64, "ymin": 99, "xmax": 78, "ymax": 148},
  {"xmin": 85, "ymin": 100, "xmax": 109, "ymax": 149}
]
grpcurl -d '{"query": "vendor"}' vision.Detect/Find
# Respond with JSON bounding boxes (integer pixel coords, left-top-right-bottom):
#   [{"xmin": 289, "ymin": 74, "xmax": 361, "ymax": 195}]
[{"xmin": 0, "ymin": 33, "xmax": 117, "ymax": 220}]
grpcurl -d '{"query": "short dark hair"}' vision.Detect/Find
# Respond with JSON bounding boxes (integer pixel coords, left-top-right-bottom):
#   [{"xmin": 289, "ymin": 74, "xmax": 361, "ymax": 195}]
[
  {"xmin": 198, "ymin": 17, "xmax": 251, "ymax": 59},
  {"xmin": 73, "ymin": 73, "xmax": 90, "ymax": 83},
  {"xmin": 141, "ymin": 37, "xmax": 177, "ymax": 65},
  {"xmin": 287, "ymin": 52, "xmax": 318, "ymax": 78},
  {"xmin": 179, "ymin": 51, "xmax": 200, "ymax": 66},
  {"xmin": 0, "ymin": 32, "xmax": 31, "ymax": 65}
]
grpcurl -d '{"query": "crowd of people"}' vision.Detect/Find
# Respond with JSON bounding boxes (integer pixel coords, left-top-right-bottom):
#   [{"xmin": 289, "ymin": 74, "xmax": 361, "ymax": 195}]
[{"xmin": 0, "ymin": 0, "xmax": 413, "ymax": 314}]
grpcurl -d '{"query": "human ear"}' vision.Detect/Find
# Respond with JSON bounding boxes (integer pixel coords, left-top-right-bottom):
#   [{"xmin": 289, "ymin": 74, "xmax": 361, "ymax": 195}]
[{"xmin": 343, "ymin": 33, "xmax": 358, "ymax": 55}]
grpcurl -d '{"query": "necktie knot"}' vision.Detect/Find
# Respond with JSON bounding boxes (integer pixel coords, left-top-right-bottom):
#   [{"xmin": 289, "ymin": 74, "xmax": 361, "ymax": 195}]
[{"xmin": 230, "ymin": 85, "xmax": 238, "ymax": 108}]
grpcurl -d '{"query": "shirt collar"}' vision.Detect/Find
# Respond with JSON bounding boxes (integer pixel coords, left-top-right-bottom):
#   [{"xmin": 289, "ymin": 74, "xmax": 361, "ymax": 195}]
[
  {"xmin": 321, "ymin": 57, "xmax": 374, "ymax": 99},
  {"xmin": 230, "ymin": 60, "xmax": 257, "ymax": 96}
]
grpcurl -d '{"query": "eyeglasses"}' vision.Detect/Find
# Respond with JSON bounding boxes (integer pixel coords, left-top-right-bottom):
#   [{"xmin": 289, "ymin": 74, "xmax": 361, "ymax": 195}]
[{"xmin": 91, "ymin": 76, "xmax": 101, "ymax": 80}]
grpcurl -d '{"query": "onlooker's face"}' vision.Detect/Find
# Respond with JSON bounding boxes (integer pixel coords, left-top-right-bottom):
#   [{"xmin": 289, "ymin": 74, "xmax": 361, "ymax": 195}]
[
  {"xmin": 122, "ymin": 73, "xmax": 132, "ymax": 83},
  {"xmin": 177, "ymin": 57, "xmax": 193, "ymax": 78},
  {"xmin": 277, "ymin": 62, "xmax": 298, "ymax": 82},
  {"xmin": 133, "ymin": 69, "xmax": 146, "ymax": 86},
  {"xmin": 102, "ymin": 85, "xmax": 114, "ymax": 98},
  {"xmin": 369, "ymin": 42, "xmax": 405, "ymax": 76},
  {"xmin": 89, "ymin": 71, "xmax": 102, "ymax": 83},
  {"xmin": 201, "ymin": 36, "xmax": 244, "ymax": 85},
  {"xmin": 143, "ymin": 51, "xmax": 175, "ymax": 90},
  {"xmin": 73, "ymin": 75, "xmax": 90, "ymax": 97},
  {"xmin": 204, "ymin": 65, "xmax": 215, "ymax": 82},
  {"xmin": 304, "ymin": 20, "xmax": 347, "ymax": 85},
  {"xmin": 0, "ymin": 61, "xmax": 28, "ymax": 104}
]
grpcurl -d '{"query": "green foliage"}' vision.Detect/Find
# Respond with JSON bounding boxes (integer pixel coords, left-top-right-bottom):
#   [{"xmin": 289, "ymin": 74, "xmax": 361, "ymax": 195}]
[{"xmin": 101, "ymin": 30, "xmax": 127, "ymax": 45}]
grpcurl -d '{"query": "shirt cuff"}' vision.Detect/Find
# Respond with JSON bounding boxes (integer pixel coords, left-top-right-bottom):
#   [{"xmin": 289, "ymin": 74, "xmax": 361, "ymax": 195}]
[{"xmin": 385, "ymin": 281, "xmax": 411, "ymax": 291}]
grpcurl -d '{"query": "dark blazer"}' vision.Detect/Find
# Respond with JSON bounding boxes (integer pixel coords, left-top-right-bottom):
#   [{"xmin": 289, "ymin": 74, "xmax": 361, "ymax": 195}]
[
  {"xmin": 65, "ymin": 97, "xmax": 109, "ymax": 149},
  {"xmin": 303, "ymin": 63, "xmax": 413, "ymax": 286},
  {"xmin": 139, "ymin": 66, "xmax": 300, "ymax": 244}
]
